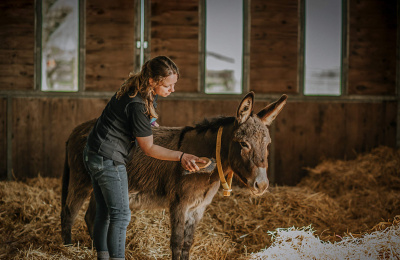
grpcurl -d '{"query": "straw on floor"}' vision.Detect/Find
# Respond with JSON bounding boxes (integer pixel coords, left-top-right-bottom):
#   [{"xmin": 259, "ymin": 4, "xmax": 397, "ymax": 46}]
[{"xmin": 0, "ymin": 146, "xmax": 399, "ymax": 259}]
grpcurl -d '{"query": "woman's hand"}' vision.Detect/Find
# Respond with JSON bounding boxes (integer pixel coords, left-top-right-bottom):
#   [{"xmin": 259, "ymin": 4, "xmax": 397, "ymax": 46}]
[
  {"xmin": 180, "ymin": 153, "xmax": 206, "ymax": 172},
  {"xmin": 136, "ymin": 136, "xmax": 206, "ymax": 172}
]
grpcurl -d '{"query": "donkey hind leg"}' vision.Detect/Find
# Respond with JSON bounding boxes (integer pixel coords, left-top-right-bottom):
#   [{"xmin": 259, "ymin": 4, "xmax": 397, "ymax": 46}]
[
  {"xmin": 169, "ymin": 201, "xmax": 188, "ymax": 260},
  {"xmin": 84, "ymin": 192, "xmax": 96, "ymax": 239},
  {"xmin": 180, "ymin": 207, "xmax": 206, "ymax": 260},
  {"xmin": 61, "ymin": 182, "xmax": 92, "ymax": 245}
]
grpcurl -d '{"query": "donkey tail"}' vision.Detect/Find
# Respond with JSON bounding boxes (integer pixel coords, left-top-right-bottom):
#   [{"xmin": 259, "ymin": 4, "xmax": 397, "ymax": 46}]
[
  {"xmin": 61, "ymin": 140, "xmax": 70, "ymax": 209},
  {"xmin": 61, "ymin": 140, "xmax": 72, "ymax": 244}
]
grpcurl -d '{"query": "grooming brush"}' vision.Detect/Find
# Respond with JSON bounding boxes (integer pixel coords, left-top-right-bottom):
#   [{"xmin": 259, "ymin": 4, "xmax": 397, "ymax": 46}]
[{"xmin": 183, "ymin": 157, "xmax": 217, "ymax": 175}]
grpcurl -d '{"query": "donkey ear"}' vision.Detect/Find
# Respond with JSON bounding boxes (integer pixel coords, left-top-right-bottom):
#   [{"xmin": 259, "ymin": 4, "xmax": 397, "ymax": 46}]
[
  {"xmin": 236, "ymin": 91, "xmax": 255, "ymax": 125},
  {"xmin": 257, "ymin": 94, "xmax": 288, "ymax": 126}
]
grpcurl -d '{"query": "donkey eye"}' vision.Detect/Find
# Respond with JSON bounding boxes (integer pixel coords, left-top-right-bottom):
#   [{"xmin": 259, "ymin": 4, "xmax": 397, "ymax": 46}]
[{"xmin": 240, "ymin": 142, "xmax": 249, "ymax": 149}]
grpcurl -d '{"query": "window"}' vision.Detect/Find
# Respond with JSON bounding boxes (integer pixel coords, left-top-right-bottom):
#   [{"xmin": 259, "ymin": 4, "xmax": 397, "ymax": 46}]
[
  {"xmin": 205, "ymin": 0, "xmax": 243, "ymax": 94},
  {"xmin": 41, "ymin": 0, "xmax": 79, "ymax": 92},
  {"xmin": 304, "ymin": 0, "xmax": 342, "ymax": 95}
]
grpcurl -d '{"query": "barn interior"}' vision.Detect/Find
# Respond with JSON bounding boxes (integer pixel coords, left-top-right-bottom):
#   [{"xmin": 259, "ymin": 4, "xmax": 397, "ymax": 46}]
[{"xmin": 0, "ymin": 0, "xmax": 399, "ymax": 259}]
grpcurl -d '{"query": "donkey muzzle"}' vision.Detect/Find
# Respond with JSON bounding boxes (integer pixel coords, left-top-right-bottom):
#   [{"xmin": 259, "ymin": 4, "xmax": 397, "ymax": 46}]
[{"xmin": 250, "ymin": 167, "xmax": 269, "ymax": 195}]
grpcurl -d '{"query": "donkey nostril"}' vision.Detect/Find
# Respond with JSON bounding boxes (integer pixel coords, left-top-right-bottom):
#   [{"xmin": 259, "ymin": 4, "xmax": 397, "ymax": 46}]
[{"xmin": 254, "ymin": 182, "xmax": 259, "ymax": 190}]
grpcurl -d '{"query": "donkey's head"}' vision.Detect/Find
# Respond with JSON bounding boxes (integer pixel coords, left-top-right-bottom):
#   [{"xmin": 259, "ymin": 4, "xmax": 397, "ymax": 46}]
[{"xmin": 228, "ymin": 92, "xmax": 287, "ymax": 196}]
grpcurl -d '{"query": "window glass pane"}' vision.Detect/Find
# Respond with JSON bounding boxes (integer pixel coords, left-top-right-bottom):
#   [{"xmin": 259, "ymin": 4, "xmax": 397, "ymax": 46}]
[
  {"xmin": 41, "ymin": 0, "xmax": 79, "ymax": 91},
  {"xmin": 304, "ymin": 0, "xmax": 342, "ymax": 95},
  {"xmin": 205, "ymin": 0, "xmax": 243, "ymax": 94}
]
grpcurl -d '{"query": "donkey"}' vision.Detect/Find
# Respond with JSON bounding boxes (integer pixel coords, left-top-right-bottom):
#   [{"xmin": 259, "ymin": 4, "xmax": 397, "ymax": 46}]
[{"xmin": 61, "ymin": 92, "xmax": 287, "ymax": 260}]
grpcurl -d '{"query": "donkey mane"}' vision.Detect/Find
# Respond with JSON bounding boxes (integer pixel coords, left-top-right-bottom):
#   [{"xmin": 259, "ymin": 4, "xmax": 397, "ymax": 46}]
[{"xmin": 179, "ymin": 116, "xmax": 236, "ymax": 147}]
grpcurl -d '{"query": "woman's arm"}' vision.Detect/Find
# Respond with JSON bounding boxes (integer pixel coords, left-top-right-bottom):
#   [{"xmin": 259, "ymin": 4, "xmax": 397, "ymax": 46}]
[{"xmin": 136, "ymin": 135, "xmax": 205, "ymax": 172}]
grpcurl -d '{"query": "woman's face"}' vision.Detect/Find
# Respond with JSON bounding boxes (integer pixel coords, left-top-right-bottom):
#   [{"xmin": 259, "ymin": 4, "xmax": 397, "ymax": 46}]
[{"xmin": 151, "ymin": 74, "xmax": 178, "ymax": 97}]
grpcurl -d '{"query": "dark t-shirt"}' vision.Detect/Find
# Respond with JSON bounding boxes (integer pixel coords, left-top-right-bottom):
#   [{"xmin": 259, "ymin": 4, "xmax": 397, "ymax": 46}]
[
  {"xmin": 128, "ymin": 102, "xmax": 153, "ymax": 138},
  {"xmin": 87, "ymin": 93, "xmax": 157, "ymax": 165}
]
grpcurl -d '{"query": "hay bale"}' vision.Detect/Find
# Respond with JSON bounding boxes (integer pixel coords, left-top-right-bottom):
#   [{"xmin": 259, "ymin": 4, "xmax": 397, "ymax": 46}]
[
  {"xmin": 299, "ymin": 146, "xmax": 400, "ymax": 195},
  {"xmin": 299, "ymin": 146, "xmax": 400, "ymax": 231}
]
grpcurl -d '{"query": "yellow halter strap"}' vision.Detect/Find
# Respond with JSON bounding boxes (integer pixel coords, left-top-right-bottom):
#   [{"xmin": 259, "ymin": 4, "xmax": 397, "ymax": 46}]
[{"xmin": 216, "ymin": 126, "xmax": 234, "ymax": 196}]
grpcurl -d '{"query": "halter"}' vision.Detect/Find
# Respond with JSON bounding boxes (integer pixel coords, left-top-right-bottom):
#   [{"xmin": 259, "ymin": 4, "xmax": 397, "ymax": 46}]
[{"xmin": 216, "ymin": 126, "xmax": 234, "ymax": 196}]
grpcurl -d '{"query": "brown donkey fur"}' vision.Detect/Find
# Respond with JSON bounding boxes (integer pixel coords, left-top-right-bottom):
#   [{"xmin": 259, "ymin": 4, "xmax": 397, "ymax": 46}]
[{"xmin": 61, "ymin": 92, "xmax": 287, "ymax": 260}]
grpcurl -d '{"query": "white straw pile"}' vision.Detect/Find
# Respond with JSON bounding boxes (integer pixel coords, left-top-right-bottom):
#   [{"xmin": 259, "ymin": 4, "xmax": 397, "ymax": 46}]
[{"xmin": 249, "ymin": 220, "xmax": 400, "ymax": 260}]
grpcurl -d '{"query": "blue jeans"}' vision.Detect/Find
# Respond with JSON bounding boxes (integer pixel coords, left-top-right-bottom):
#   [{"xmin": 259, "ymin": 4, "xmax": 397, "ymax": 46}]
[{"xmin": 83, "ymin": 144, "xmax": 131, "ymax": 259}]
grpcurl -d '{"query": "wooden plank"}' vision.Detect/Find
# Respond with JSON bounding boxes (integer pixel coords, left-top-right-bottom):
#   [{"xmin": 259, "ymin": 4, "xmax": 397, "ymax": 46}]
[
  {"xmin": 85, "ymin": 25, "xmax": 134, "ymax": 42},
  {"xmin": 12, "ymin": 98, "xmax": 109, "ymax": 179},
  {"xmin": 250, "ymin": 0, "xmax": 299, "ymax": 94},
  {"xmin": 151, "ymin": 11, "xmax": 198, "ymax": 26},
  {"xmin": 151, "ymin": 39, "xmax": 198, "ymax": 51},
  {"xmin": 151, "ymin": 0, "xmax": 199, "ymax": 12},
  {"xmin": 348, "ymin": 0, "xmax": 397, "ymax": 95},
  {"xmin": 151, "ymin": 26, "xmax": 198, "ymax": 39},
  {"xmin": 251, "ymin": 19, "xmax": 299, "ymax": 32},
  {"xmin": 0, "ymin": 50, "xmax": 33, "ymax": 64},
  {"xmin": 250, "ymin": 44, "xmax": 297, "ymax": 56},
  {"xmin": 156, "ymin": 100, "xmax": 196, "ymax": 127},
  {"xmin": 347, "ymin": 68, "xmax": 394, "ymax": 82},
  {"xmin": 151, "ymin": 0, "xmax": 199, "ymax": 93},
  {"xmin": 0, "ymin": 0, "xmax": 34, "ymax": 90},
  {"xmin": 274, "ymin": 101, "xmax": 397, "ymax": 185},
  {"xmin": 151, "ymin": 27, "xmax": 198, "ymax": 41},
  {"xmin": 251, "ymin": 68, "xmax": 298, "ymax": 81},
  {"xmin": 156, "ymin": 100, "xmax": 241, "ymax": 127},
  {"xmin": 151, "ymin": 24, "xmax": 198, "ymax": 35},
  {"xmin": 157, "ymin": 99, "xmax": 269, "ymax": 128},
  {"xmin": 85, "ymin": 0, "xmax": 135, "ymax": 92},
  {"xmin": 0, "ymin": 63, "xmax": 35, "ymax": 78},
  {"xmin": 250, "ymin": 68, "xmax": 297, "ymax": 93},
  {"xmin": 153, "ymin": 98, "xmax": 270, "ymax": 128}
]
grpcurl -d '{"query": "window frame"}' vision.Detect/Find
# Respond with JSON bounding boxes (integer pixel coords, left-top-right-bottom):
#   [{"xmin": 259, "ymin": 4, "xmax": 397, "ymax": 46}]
[
  {"xmin": 300, "ymin": 0, "xmax": 348, "ymax": 97},
  {"xmin": 35, "ymin": 0, "xmax": 85, "ymax": 93},
  {"xmin": 199, "ymin": 0, "xmax": 250, "ymax": 95}
]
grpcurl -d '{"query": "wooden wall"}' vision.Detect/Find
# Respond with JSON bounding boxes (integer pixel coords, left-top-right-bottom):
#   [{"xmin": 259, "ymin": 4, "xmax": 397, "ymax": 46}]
[
  {"xmin": 0, "ymin": 0, "xmax": 35, "ymax": 91},
  {"xmin": 274, "ymin": 101, "xmax": 397, "ymax": 185},
  {"xmin": 250, "ymin": 0, "xmax": 299, "ymax": 94},
  {"xmin": 0, "ymin": 0, "xmax": 398, "ymax": 186},
  {"xmin": 85, "ymin": 0, "xmax": 135, "ymax": 91},
  {"xmin": 348, "ymin": 0, "xmax": 397, "ymax": 95},
  {"xmin": 150, "ymin": 0, "xmax": 199, "ymax": 92},
  {"xmin": 157, "ymin": 99, "xmax": 257, "ymax": 126},
  {"xmin": 12, "ymin": 98, "xmax": 107, "ymax": 179}
]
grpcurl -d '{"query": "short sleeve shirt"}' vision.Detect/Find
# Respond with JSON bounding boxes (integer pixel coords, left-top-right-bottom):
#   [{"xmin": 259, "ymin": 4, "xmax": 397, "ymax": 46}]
[{"xmin": 127, "ymin": 102, "xmax": 153, "ymax": 138}]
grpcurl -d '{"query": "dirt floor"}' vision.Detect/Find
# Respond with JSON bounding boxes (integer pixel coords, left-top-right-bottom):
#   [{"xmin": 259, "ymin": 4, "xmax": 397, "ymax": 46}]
[{"xmin": 0, "ymin": 146, "xmax": 399, "ymax": 259}]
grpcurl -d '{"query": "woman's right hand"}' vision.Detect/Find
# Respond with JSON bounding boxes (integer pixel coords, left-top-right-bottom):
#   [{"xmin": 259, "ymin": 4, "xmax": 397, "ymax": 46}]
[{"xmin": 180, "ymin": 153, "xmax": 206, "ymax": 172}]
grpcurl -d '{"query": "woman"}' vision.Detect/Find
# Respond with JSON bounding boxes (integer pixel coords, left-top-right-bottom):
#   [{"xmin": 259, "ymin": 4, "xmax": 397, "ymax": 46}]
[{"xmin": 83, "ymin": 56, "xmax": 204, "ymax": 260}]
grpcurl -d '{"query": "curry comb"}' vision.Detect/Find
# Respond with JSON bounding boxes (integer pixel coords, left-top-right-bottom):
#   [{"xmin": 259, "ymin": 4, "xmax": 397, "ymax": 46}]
[{"xmin": 183, "ymin": 157, "xmax": 217, "ymax": 175}]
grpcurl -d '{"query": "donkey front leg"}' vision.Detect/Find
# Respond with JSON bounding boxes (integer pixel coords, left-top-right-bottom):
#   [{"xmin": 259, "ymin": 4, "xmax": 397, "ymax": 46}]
[
  {"xmin": 169, "ymin": 201, "xmax": 188, "ymax": 260},
  {"xmin": 180, "ymin": 207, "xmax": 206, "ymax": 260}
]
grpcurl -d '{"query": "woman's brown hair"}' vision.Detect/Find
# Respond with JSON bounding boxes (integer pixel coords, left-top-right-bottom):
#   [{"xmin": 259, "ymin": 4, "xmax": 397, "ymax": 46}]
[{"xmin": 116, "ymin": 56, "xmax": 180, "ymax": 119}]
